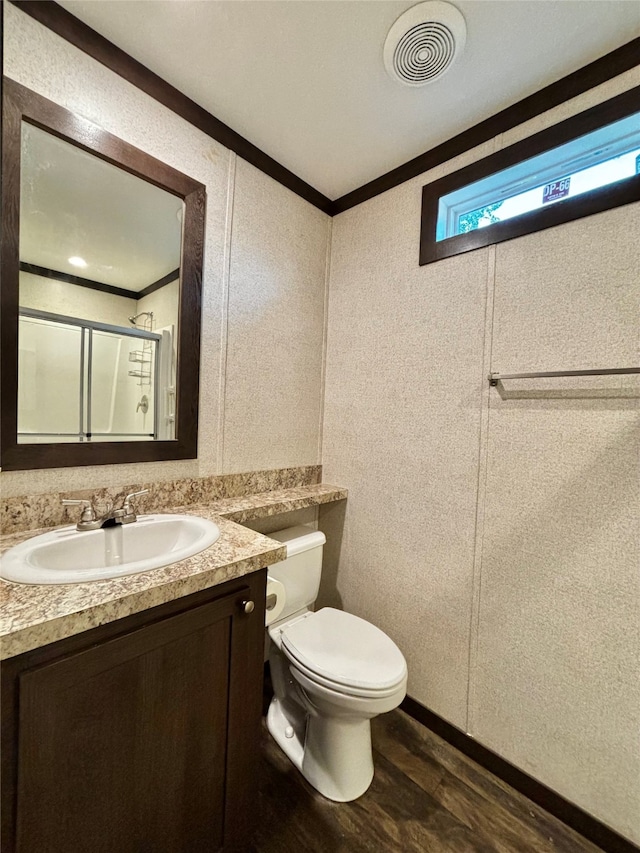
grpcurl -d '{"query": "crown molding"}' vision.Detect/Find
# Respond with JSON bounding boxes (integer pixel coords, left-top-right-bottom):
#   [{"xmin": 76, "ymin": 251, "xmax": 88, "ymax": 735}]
[{"xmin": 8, "ymin": 1, "xmax": 640, "ymax": 217}]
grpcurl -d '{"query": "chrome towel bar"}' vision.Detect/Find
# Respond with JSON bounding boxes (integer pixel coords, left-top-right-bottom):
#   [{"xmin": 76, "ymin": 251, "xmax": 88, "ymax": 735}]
[{"xmin": 488, "ymin": 367, "xmax": 640, "ymax": 386}]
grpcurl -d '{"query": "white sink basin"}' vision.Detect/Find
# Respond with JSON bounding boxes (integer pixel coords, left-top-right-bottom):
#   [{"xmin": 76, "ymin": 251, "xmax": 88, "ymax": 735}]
[{"xmin": 0, "ymin": 514, "xmax": 220, "ymax": 584}]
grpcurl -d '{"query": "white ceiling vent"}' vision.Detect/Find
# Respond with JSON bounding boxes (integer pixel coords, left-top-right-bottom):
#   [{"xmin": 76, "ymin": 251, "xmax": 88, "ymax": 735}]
[{"xmin": 384, "ymin": 1, "xmax": 466, "ymax": 87}]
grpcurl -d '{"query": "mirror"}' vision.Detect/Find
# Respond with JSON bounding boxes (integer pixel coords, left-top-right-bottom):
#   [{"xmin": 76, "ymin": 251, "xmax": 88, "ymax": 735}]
[
  {"xmin": 2, "ymin": 79, "xmax": 206, "ymax": 470},
  {"xmin": 19, "ymin": 124, "xmax": 183, "ymax": 444}
]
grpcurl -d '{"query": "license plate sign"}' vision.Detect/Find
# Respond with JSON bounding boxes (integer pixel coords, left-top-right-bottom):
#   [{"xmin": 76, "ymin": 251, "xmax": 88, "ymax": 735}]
[{"xmin": 543, "ymin": 177, "xmax": 570, "ymax": 203}]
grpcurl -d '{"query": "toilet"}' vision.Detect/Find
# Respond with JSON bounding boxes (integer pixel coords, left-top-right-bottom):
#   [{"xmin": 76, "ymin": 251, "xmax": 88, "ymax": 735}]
[{"xmin": 265, "ymin": 525, "xmax": 407, "ymax": 802}]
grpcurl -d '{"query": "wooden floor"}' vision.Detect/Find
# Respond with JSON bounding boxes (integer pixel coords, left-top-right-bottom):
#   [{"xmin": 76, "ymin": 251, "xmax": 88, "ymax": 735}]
[{"xmin": 250, "ymin": 709, "xmax": 602, "ymax": 853}]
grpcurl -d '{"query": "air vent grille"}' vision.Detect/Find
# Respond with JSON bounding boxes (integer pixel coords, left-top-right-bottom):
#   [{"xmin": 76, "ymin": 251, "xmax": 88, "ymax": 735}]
[
  {"xmin": 393, "ymin": 22, "xmax": 456, "ymax": 84},
  {"xmin": 384, "ymin": 2, "xmax": 466, "ymax": 87}
]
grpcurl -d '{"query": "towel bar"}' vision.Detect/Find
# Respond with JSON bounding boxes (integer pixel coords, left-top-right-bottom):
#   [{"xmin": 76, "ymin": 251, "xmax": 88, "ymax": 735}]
[{"xmin": 488, "ymin": 367, "xmax": 640, "ymax": 386}]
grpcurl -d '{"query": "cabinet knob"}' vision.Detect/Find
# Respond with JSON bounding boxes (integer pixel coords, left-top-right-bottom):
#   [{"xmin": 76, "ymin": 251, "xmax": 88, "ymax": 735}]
[{"xmin": 241, "ymin": 599, "xmax": 255, "ymax": 615}]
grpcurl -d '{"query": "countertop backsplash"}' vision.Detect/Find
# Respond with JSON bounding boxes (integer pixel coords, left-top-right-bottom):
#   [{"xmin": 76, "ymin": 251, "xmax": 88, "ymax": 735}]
[{"xmin": 0, "ymin": 466, "xmax": 322, "ymax": 536}]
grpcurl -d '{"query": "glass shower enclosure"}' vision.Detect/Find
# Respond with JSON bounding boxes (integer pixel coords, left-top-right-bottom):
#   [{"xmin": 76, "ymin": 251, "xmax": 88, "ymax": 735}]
[{"xmin": 18, "ymin": 309, "xmax": 163, "ymax": 443}]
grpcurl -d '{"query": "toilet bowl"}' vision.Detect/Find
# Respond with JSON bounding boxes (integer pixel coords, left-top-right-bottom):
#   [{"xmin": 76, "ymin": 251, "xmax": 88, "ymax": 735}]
[{"xmin": 265, "ymin": 526, "xmax": 407, "ymax": 802}]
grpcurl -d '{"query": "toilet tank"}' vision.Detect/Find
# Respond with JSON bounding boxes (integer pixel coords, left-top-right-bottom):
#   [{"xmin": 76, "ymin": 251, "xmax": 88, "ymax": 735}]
[{"xmin": 267, "ymin": 526, "xmax": 325, "ymax": 621}]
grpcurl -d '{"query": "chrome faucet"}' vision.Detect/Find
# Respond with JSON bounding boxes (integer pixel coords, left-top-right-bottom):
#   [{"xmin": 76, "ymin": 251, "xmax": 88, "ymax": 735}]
[
  {"xmin": 62, "ymin": 490, "xmax": 149, "ymax": 531},
  {"xmin": 61, "ymin": 499, "xmax": 101, "ymax": 531},
  {"xmin": 98, "ymin": 490, "xmax": 150, "ymax": 528}
]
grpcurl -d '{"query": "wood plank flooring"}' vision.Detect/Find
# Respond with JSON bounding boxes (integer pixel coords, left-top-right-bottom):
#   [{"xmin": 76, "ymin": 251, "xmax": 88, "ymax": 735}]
[{"xmin": 250, "ymin": 709, "xmax": 603, "ymax": 853}]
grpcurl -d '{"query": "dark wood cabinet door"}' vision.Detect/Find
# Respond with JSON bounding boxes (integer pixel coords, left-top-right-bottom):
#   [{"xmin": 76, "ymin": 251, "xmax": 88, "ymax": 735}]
[{"xmin": 3, "ymin": 573, "xmax": 266, "ymax": 853}]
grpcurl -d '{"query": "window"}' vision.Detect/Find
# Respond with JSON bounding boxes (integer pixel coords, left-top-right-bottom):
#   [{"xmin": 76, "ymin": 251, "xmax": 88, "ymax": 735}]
[{"xmin": 420, "ymin": 87, "xmax": 640, "ymax": 265}]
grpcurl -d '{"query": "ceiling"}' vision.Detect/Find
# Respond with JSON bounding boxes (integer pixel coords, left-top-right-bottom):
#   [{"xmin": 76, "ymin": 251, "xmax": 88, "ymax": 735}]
[
  {"xmin": 20, "ymin": 124, "xmax": 183, "ymax": 290},
  {"xmin": 58, "ymin": 0, "xmax": 640, "ymax": 200}
]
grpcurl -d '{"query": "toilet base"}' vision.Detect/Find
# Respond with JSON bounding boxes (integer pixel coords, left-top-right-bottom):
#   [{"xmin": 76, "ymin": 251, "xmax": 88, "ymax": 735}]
[
  {"xmin": 267, "ymin": 697, "xmax": 305, "ymax": 772},
  {"xmin": 267, "ymin": 696, "xmax": 374, "ymax": 802}
]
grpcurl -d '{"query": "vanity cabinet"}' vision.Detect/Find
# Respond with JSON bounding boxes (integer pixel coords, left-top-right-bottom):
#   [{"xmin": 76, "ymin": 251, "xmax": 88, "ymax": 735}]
[{"xmin": 1, "ymin": 570, "xmax": 266, "ymax": 853}]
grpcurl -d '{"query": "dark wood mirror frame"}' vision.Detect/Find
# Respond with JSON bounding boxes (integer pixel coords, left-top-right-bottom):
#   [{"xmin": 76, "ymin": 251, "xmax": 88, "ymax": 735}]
[{"xmin": 1, "ymin": 77, "xmax": 206, "ymax": 471}]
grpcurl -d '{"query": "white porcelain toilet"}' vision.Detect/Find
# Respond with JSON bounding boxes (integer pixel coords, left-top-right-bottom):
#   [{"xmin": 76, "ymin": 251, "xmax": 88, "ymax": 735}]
[{"xmin": 265, "ymin": 525, "xmax": 407, "ymax": 802}]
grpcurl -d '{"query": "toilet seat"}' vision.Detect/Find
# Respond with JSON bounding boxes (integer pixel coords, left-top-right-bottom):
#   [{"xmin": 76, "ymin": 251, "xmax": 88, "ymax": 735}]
[
  {"xmin": 279, "ymin": 607, "xmax": 407, "ymax": 696},
  {"xmin": 286, "ymin": 652, "xmax": 406, "ymax": 699}
]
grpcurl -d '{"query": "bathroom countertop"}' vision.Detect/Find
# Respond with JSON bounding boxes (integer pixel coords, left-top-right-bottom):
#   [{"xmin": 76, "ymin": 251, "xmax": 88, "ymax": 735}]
[{"xmin": 0, "ymin": 483, "xmax": 347, "ymax": 660}]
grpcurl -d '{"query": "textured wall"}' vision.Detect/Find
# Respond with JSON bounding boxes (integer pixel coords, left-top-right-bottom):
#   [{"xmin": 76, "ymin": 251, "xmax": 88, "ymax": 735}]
[
  {"xmin": 19, "ymin": 271, "xmax": 137, "ymax": 325},
  {"xmin": 136, "ymin": 278, "xmax": 180, "ymax": 332},
  {"xmin": 321, "ymin": 69, "xmax": 640, "ymax": 841},
  {"xmin": 223, "ymin": 159, "xmax": 329, "ymax": 473},
  {"xmin": 321, "ymin": 154, "xmax": 493, "ymax": 728},
  {"xmin": 2, "ymin": 3, "xmax": 329, "ymax": 498},
  {"xmin": 469, "ymin": 206, "xmax": 640, "ymax": 842}
]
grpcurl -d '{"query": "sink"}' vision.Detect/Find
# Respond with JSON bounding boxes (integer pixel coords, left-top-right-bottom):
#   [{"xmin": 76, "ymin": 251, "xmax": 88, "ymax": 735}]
[{"xmin": 0, "ymin": 514, "xmax": 221, "ymax": 584}]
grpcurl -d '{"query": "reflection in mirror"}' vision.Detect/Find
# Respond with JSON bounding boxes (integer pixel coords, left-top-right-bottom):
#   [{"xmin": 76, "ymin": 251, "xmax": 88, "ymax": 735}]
[
  {"xmin": 18, "ymin": 124, "xmax": 183, "ymax": 444},
  {"xmin": 2, "ymin": 78, "xmax": 205, "ymax": 471}
]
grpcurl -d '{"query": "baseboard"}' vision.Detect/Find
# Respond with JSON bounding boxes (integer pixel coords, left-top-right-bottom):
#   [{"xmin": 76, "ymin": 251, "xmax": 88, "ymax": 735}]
[{"xmin": 401, "ymin": 697, "xmax": 639, "ymax": 853}]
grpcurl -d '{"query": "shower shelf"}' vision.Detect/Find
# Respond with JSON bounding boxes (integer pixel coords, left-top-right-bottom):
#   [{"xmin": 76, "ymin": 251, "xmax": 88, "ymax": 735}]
[
  {"xmin": 129, "ymin": 350, "xmax": 152, "ymax": 363},
  {"xmin": 128, "ymin": 369, "xmax": 152, "ymax": 379}
]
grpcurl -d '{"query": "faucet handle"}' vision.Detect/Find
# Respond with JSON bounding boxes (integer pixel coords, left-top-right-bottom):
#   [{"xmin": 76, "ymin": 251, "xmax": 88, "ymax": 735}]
[
  {"xmin": 122, "ymin": 489, "xmax": 149, "ymax": 514},
  {"xmin": 62, "ymin": 499, "xmax": 96, "ymax": 524}
]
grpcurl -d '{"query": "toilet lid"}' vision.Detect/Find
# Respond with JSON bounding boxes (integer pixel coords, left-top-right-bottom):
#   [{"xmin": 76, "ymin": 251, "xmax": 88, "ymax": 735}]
[{"xmin": 280, "ymin": 607, "xmax": 407, "ymax": 691}]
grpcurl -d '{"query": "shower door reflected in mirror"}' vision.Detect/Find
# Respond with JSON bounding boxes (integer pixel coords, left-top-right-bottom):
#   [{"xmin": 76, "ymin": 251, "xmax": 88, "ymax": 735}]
[
  {"xmin": 17, "ymin": 312, "xmax": 171, "ymax": 442},
  {"xmin": 18, "ymin": 123, "xmax": 182, "ymax": 444}
]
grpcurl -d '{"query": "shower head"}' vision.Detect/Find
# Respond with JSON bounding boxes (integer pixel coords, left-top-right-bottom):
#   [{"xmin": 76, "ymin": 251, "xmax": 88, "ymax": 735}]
[{"xmin": 128, "ymin": 311, "xmax": 154, "ymax": 327}]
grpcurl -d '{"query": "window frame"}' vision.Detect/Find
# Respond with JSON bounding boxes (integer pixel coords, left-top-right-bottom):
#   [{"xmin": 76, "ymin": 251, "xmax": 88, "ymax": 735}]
[{"xmin": 419, "ymin": 86, "xmax": 640, "ymax": 266}]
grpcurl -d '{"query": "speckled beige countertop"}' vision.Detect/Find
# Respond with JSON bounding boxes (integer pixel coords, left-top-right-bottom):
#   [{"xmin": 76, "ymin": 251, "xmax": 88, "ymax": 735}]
[{"xmin": 0, "ymin": 484, "xmax": 347, "ymax": 660}]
